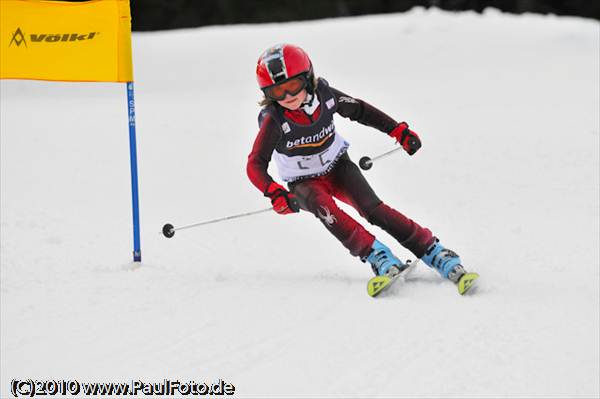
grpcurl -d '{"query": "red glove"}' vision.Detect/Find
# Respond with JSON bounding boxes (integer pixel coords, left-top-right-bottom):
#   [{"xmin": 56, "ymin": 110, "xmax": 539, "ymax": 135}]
[
  {"xmin": 264, "ymin": 182, "xmax": 300, "ymax": 215},
  {"xmin": 389, "ymin": 122, "xmax": 421, "ymax": 155}
]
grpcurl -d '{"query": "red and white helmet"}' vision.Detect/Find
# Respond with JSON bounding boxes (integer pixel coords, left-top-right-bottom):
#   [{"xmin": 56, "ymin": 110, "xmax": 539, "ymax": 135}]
[{"xmin": 256, "ymin": 44, "xmax": 314, "ymax": 92}]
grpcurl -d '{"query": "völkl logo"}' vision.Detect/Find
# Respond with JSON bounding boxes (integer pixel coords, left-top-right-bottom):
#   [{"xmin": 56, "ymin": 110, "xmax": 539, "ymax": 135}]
[
  {"xmin": 9, "ymin": 27, "xmax": 27, "ymax": 47},
  {"xmin": 8, "ymin": 27, "xmax": 100, "ymax": 47}
]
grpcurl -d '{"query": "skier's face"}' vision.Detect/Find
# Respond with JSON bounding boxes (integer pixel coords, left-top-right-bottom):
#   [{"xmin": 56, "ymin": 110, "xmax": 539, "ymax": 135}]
[{"xmin": 277, "ymin": 89, "xmax": 307, "ymax": 111}]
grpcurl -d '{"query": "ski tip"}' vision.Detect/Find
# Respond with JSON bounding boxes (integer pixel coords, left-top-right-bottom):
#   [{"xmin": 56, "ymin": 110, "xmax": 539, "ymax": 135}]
[
  {"xmin": 367, "ymin": 275, "xmax": 391, "ymax": 297},
  {"xmin": 458, "ymin": 272, "xmax": 479, "ymax": 295}
]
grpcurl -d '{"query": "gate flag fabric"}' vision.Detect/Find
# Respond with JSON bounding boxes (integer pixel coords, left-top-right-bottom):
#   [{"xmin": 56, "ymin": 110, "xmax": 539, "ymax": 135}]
[
  {"xmin": 1, "ymin": 0, "xmax": 133, "ymax": 82},
  {"xmin": 1, "ymin": 0, "xmax": 142, "ymax": 262}
]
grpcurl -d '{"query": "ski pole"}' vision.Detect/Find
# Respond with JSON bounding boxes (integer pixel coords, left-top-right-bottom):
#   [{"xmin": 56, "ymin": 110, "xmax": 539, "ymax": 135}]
[
  {"xmin": 161, "ymin": 198, "xmax": 300, "ymax": 238},
  {"xmin": 359, "ymin": 146, "xmax": 404, "ymax": 170}
]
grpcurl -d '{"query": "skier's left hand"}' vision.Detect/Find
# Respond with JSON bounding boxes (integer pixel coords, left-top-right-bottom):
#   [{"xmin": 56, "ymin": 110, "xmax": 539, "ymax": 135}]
[{"xmin": 390, "ymin": 122, "xmax": 421, "ymax": 155}]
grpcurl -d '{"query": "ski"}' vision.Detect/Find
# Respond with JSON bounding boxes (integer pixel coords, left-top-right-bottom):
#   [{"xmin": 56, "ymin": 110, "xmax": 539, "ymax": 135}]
[
  {"xmin": 457, "ymin": 272, "xmax": 479, "ymax": 295},
  {"xmin": 367, "ymin": 259, "xmax": 418, "ymax": 297},
  {"xmin": 367, "ymin": 260, "xmax": 480, "ymax": 297}
]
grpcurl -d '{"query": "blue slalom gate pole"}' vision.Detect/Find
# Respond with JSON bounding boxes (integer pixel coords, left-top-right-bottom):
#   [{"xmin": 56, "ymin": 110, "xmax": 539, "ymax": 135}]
[{"xmin": 127, "ymin": 82, "xmax": 141, "ymax": 262}]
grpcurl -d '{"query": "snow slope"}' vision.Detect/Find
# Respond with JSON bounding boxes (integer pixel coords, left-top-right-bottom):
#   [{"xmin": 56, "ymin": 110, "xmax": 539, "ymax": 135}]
[{"xmin": 1, "ymin": 8, "xmax": 599, "ymax": 398}]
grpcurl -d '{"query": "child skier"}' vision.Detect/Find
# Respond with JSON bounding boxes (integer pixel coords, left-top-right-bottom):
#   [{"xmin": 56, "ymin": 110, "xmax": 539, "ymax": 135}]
[{"xmin": 247, "ymin": 43, "xmax": 477, "ymax": 294}]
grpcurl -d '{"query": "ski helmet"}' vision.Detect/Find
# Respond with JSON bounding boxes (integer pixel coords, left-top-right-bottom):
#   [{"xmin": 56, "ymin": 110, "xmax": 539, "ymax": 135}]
[{"xmin": 256, "ymin": 44, "xmax": 315, "ymax": 94}]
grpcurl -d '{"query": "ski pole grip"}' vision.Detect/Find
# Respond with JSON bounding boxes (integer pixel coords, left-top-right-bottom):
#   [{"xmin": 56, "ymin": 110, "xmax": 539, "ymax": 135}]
[{"xmin": 289, "ymin": 197, "xmax": 301, "ymax": 213}]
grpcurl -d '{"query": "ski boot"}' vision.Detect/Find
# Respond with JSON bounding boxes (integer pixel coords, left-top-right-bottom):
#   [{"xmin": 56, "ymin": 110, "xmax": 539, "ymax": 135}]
[
  {"xmin": 421, "ymin": 239, "xmax": 479, "ymax": 295},
  {"xmin": 364, "ymin": 239, "xmax": 406, "ymax": 277}
]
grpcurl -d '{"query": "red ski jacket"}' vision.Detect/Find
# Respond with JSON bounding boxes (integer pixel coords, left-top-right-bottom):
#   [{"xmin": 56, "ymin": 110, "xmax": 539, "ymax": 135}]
[{"xmin": 247, "ymin": 81, "xmax": 400, "ymax": 193}]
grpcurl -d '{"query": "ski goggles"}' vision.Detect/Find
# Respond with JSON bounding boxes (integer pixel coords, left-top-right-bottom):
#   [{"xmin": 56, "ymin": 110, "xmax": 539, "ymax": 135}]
[{"xmin": 263, "ymin": 76, "xmax": 307, "ymax": 101}]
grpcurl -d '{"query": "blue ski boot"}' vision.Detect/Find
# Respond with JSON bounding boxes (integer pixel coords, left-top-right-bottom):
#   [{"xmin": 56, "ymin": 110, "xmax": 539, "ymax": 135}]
[
  {"xmin": 421, "ymin": 239, "xmax": 480, "ymax": 295},
  {"xmin": 421, "ymin": 239, "xmax": 466, "ymax": 282},
  {"xmin": 364, "ymin": 240, "xmax": 406, "ymax": 277}
]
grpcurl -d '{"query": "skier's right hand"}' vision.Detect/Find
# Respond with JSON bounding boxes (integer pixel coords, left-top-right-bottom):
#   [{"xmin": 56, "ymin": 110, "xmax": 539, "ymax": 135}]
[{"xmin": 264, "ymin": 182, "xmax": 301, "ymax": 215}]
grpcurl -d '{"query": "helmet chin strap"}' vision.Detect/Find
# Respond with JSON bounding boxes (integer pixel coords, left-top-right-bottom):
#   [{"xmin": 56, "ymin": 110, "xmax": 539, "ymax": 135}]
[
  {"xmin": 303, "ymin": 93, "xmax": 314, "ymax": 106},
  {"xmin": 301, "ymin": 92, "xmax": 319, "ymax": 115}
]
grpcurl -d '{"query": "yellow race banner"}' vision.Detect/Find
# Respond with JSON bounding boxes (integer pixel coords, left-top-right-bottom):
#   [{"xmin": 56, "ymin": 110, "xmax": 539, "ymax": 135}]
[{"xmin": 0, "ymin": 0, "xmax": 133, "ymax": 82}]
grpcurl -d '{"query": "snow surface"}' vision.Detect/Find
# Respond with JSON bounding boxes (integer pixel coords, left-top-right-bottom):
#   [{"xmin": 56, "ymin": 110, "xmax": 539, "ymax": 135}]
[{"xmin": 1, "ymin": 7, "xmax": 599, "ymax": 398}]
